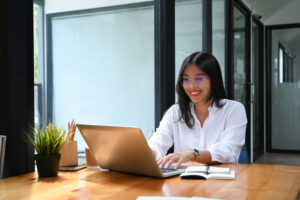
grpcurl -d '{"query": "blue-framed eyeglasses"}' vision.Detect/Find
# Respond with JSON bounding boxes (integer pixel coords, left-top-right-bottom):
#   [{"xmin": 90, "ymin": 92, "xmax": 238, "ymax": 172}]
[{"xmin": 182, "ymin": 77, "xmax": 204, "ymax": 87}]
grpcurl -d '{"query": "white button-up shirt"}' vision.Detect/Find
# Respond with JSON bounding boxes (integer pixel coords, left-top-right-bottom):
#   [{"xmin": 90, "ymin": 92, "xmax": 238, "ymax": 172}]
[{"xmin": 148, "ymin": 99, "xmax": 247, "ymax": 163}]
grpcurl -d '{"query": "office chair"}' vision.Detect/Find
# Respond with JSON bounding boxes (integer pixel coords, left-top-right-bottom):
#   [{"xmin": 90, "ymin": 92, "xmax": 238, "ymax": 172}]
[{"xmin": 238, "ymin": 144, "xmax": 249, "ymax": 163}]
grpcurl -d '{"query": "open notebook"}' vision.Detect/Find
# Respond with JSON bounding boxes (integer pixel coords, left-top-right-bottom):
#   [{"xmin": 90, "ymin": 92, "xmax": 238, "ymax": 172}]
[{"xmin": 180, "ymin": 166, "xmax": 235, "ymax": 180}]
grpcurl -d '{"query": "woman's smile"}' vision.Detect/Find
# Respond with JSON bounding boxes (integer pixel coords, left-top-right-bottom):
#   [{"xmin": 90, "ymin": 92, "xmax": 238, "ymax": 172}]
[{"xmin": 190, "ymin": 90, "xmax": 201, "ymax": 96}]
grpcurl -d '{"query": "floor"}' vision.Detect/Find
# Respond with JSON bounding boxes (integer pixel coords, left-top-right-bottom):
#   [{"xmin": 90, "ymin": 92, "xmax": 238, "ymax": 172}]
[{"xmin": 254, "ymin": 152, "xmax": 300, "ymax": 166}]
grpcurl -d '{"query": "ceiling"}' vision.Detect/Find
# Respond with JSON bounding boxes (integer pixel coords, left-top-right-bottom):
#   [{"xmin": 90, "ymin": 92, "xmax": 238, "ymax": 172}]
[
  {"xmin": 242, "ymin": 0, "xmax": 300, "ymax": 24},
  {"xmin": 243, "ymin": 0, "xmax": 295, "ymax": 21}
]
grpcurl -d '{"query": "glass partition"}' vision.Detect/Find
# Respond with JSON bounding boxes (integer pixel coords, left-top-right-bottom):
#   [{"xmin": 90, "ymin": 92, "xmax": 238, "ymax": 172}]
[
  {"xmin": 233, "ymin": 6, "xmax": 246, "ymax": 104},
  {"xmin": 271, "ymin": 28, "xmax": 300, "ymax": 150}
]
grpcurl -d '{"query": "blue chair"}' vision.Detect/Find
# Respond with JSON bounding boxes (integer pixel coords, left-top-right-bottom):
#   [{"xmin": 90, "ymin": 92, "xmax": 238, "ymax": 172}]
[{"xmin": 238, "ymin": 144, "xmax": 249, "ymax": 163}]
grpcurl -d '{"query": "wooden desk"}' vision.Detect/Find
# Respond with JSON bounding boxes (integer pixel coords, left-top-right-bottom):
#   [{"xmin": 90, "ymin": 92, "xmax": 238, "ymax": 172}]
[{"xmin": 1, "ymin": 164, "xmax": 300, "ymax": 200}]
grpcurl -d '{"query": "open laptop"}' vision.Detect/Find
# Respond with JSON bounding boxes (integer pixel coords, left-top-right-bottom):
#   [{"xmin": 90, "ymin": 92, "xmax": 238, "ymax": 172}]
[{"xmin": 77, "ymin": 124, "xmax": 186, "ymax": 178}]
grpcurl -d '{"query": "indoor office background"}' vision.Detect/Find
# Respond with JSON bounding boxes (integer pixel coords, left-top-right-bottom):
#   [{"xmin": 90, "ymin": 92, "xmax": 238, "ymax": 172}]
[
  {"xmin": 34, "ymin": 0, "xmax": 225, "ymax": 154},
  {"xmin": 1, "ymin": 0, "xmax": 300, "ymax": 178}
]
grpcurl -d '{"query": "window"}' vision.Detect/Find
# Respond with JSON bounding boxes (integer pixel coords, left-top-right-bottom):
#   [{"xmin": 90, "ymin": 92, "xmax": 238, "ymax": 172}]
[
  {"xmin": 279, "ymin": 43, "xmax": 295, "ymax": 83},
  {"xmin": 212, "ymin": 0, "xmax": 225, "ymax": 84},
  {"xmin": 279, "ymin": 45, "xmax": 284, "ymax": 83},
  {"xmin": 34, "ymin": 2, "xmax": 44, "ymax": 129},
  {"xmin": 175, "ymin": 0, "xmax": 203, "ymax": 82},
  {"xmin": 46, "ymin": 4, "xmax": 155, "ymax": 151}
]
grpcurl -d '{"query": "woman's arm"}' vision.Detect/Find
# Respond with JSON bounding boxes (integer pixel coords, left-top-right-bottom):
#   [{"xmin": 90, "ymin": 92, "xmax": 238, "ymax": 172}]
[
  {"xmin": 207, "ymin": 102, "xmax": 247, "ymax": 163},
  {"xmin": 158, "ymin": 150, "xmax": 219, "ymax": 169},
  {"xmin": 148, "ymin": 106, "xmax": 175, "ymax": 157}
]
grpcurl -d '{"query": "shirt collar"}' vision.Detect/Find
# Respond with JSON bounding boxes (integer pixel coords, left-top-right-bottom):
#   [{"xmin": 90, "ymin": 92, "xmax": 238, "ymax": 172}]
[{"xmin": 190, "ymin": 101, "xmax": 217, "ymax": 116}]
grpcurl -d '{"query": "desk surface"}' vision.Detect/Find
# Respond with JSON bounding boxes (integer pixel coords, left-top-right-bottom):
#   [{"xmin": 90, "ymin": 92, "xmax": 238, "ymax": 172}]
[{"xmin": 1, "ymin": 164, "xmax": 300, "ymax": 200}]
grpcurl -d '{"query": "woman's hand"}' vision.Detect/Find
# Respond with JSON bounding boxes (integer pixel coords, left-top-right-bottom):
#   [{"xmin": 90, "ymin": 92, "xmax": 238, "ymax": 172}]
[{"xmin": 158, "ymin": 151, "xmax": 194, "ymax": 169}]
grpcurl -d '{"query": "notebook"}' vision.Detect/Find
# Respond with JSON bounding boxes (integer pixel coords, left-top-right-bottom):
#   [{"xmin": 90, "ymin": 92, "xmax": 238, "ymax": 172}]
[
  {"xmin": 77, "ymin": 124, "xmax": 186, "ymax": 178},
  {"xmin": 180, "ymin": 166, "xmax": 236, "ymax": 180}
]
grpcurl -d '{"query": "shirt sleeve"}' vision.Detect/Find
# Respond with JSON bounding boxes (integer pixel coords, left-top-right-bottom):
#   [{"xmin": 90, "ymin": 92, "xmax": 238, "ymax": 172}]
[
  {"xmin": 207, "ymin": 102, "xmax": 248, "ymax": 163},
  {"xmin": 147, "ymin": 107, "xmax": 175, "ymax": 157}
]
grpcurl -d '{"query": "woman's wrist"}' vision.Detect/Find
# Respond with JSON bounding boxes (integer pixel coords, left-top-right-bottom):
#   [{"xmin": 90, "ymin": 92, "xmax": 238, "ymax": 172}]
[{"xmin": 187, "ymin": 150, "xmax": 196, "ymax": 161}]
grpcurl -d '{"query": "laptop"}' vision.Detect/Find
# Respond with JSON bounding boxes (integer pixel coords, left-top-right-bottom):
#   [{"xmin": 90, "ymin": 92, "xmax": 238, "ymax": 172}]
[{"xmin": 77, "ymin": 124, "xmax": 186, "ymax": 178}]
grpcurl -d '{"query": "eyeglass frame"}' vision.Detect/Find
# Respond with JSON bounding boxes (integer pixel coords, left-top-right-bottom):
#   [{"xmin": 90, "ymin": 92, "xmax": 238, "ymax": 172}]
[{"xmin": 181, "ymin": 76, "xmax": 206, "ymax": 87}]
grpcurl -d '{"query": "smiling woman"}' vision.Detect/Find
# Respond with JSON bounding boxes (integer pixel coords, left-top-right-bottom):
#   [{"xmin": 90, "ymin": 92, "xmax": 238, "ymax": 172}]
[
  {"xmin": 148, "ymin": 51, "xmax": 248, "ymax": 169},
  {"xmin": 177, "ymin": 52, "xmax": 227, "ymax": 128}
]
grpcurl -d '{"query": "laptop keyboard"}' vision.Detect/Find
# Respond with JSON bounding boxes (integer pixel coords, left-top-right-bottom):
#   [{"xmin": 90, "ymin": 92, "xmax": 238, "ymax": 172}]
[
  {"xmin": 160, "ymin": 166, "xmax": 187, "ymax": 177},
  {"xmin": 161, "ymin": 168, "xmax": 179, "ymax": 173}
]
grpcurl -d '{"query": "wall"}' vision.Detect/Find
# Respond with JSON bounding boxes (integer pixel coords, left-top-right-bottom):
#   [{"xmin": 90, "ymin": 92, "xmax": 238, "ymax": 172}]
[{"xmin": 0, "ymin": 0, "xmax": 35, "ymax": 178}]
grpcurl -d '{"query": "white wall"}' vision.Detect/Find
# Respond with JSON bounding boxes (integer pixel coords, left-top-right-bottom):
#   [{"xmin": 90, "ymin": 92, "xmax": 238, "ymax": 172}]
[{"xmin": 45, "ymin": 0, "xmax": 151, "ymax": 14}]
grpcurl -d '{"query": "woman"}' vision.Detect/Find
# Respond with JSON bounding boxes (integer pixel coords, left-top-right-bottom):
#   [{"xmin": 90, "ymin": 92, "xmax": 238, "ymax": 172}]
[{"xmin": 148, "ymin": 51, "xmax": 247, "ymax": 169}]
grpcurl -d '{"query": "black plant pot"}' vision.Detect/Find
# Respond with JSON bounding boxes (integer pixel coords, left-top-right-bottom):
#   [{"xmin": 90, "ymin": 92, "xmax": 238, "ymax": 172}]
[{"xmin": 35, "ymin": 154, "xmax": 61, "ymax": 177}]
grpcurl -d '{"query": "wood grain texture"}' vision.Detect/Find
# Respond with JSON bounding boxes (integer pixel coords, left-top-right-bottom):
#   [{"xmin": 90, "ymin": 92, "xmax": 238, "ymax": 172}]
[{"xmin": 1, "ymin": 164, "xmax": 300, "ymax": 200}]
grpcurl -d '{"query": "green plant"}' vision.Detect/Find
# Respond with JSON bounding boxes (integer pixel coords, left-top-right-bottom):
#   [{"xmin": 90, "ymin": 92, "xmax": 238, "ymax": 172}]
[{"xmin": 24, "ymin": 123, "xmax": 69, "ymax": 155}]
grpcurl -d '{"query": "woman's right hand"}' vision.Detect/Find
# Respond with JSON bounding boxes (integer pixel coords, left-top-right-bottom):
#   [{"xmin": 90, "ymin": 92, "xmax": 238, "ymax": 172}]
[{"xmin": 157, "ymin": 151, "xmax": 194, "ymax": 169}]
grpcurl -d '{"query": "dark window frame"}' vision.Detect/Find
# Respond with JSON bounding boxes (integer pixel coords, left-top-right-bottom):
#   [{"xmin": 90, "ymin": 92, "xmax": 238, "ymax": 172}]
[
  {"xmin": 203, "ymin": 0, "xmax": 212, "ymax": 53},
  {"xmin": 154, "ymin": 0, "xmax": 175, "ymax": 127},
  {"xmin": 252, "ymin": 16, "xmax": 264, "ymax": 161},
  {"xmin": 226, "ymin": 0, "xmax": 251, "ymax": 161}
]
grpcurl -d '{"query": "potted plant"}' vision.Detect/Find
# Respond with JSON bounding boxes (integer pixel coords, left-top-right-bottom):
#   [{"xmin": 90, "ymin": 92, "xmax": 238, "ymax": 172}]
[{"xmin": 24, "ymin": 123, "xmax": 69, "ymax": 177}]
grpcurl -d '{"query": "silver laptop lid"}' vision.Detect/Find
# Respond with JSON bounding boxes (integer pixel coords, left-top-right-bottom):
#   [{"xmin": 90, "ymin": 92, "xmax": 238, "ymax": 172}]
[{"xmin": 77, "ymin": 124, "xmax": 165, "ymax": 178}]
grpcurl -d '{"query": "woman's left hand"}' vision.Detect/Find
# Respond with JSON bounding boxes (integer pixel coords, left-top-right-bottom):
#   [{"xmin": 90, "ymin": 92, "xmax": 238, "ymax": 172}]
[{"xmin": 157, "ymin": 151, "xmax": 194, "ymax": 169}]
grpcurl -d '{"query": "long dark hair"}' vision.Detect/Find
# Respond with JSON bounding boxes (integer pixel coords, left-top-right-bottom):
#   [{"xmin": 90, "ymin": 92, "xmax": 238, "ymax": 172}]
[{"xmin": 176, "ymin": 51, "xmax": 227, "ymax": 128}]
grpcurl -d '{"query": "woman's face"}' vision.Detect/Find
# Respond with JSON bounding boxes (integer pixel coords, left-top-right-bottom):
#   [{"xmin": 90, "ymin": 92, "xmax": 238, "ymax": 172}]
[{"xmin": 182, "ymin": 64, "xmax": 211, "ymax": 105}]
